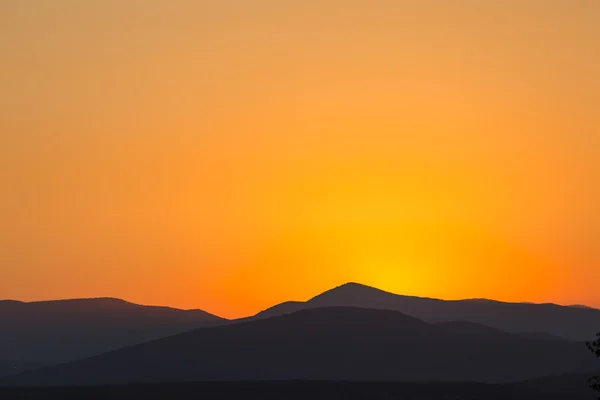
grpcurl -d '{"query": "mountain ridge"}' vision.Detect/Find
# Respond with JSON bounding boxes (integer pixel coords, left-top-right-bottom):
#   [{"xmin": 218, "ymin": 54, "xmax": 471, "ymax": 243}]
[
  {"xmin": 0, "ymin": 297, "xmax": 226, "ymax": 370},
  {"xmin": 3, "ymin": 306, "xmax": 596, "ymax": 387},
  {"xmin": 253, "ymin": 282, "xmax": 600, "ymax": 341},
  {"xmin": 0, "ymin": 297, "xmax": 222, "ymax": 315}
]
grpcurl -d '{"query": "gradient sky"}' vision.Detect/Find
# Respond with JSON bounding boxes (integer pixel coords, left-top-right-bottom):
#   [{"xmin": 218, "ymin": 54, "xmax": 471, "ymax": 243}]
[{"xmin": 1, "ymin": 0, "xmax": 599, "ymax": 318}]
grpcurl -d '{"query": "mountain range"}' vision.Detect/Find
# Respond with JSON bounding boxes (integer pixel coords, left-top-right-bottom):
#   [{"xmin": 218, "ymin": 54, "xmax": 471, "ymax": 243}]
[
  {"xmin": 252, "ymin": 283, "xmax": 600, "ymax": 341},
  {"xmin": 2, "ymin": 282, "xmax": 599, "ymax": 393},
  {"xmin": 0, "ymin": 297, "xmax": 225, "ymax": 373},
  {"xmin": 3, "ymin": 306, "xmax": 598, "ymax": 387}
]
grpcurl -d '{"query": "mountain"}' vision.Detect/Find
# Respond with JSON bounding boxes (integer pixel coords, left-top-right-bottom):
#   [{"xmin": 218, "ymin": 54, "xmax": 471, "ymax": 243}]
[
  {"xmin": 0, "ymin": 298, "xmax": 225, "ymax": 370},
  {"xmin": 4, "ymin": 307, "xmax": 596, "ymax": 387},
  {"xmin": 254, "ymin": 283, "xmax": 600, "ymax": 341}
]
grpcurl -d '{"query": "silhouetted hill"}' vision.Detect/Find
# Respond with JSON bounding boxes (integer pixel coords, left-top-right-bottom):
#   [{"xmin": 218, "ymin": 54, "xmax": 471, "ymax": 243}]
[
  {"xmin": 0, "ymin": 381, "xmax": 593, "ymax": 400},
  {"xmin": 255, "ymin": 283, "xmax": 600, "ymax": 341},
  {"xmin": 3, "ymin": 307, "xmax": 596, "ymax": 387},
  {"xmin": 509, "ymin": 373, "xmax": 599, "ymax": 398},
  {"xmin": 0, "ymin": 361, "xmax": 48, "ymax": 379},
  {"xmin": 0, "ymin": 298, "xmax": 225, "ymax": 369}
]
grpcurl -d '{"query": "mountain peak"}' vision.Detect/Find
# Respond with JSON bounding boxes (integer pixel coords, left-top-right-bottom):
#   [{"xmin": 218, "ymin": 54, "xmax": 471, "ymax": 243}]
[
  {"xmin": 313, "ymin": 282, "xmax": 393, "ymax": 298},
  {"xmin": 307, "ymin": 282, "xmax": 399, "ymax": 307},
  {"xmin": 338, "ymin": 282, "xmax": 373, "ymax": 289}
]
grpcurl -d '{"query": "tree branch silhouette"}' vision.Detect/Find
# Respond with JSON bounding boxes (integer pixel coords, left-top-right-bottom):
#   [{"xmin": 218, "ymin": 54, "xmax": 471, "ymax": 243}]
[{"xmin": 587, "ymin": 332, "xmax": 600, "ymax": 398}]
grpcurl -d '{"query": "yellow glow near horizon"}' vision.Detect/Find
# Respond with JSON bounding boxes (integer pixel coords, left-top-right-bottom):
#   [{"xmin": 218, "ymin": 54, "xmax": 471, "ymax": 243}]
[{"xmin": 1, "ymin": 1, "xmax": 599, "ymax": 318}]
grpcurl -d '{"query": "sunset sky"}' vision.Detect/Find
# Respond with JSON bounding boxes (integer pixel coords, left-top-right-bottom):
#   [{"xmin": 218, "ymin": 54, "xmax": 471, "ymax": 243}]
[{"xmin": 1, "ymin": 1, "xmax": 599, "ymax": 318}]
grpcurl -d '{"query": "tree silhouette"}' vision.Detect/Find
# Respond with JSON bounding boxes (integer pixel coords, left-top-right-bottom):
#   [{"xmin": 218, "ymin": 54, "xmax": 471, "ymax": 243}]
[{"xmin": 588, "ymin": 332, "xmax": 600, "ymax": 397}]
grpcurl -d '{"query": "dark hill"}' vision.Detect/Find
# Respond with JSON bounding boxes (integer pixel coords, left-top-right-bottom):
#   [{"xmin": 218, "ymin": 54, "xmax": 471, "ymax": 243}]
[
  {"xmin": 0, "ymin": 298, "xmax": 225, "ymax": 369},
  {"xmin": 254, "ymin": 283, "xmax": 600, "ymax": 341},
  {"xmin": 0, "ymin": 381, "xmax": 593, "ymax": 400},
  {"xmin": 4, "ymin": 307, "xmax": 596, "ymax": 387},
  {"xmin": 509, "ymin": 373, "xmax": 600, "ymax": 398}
]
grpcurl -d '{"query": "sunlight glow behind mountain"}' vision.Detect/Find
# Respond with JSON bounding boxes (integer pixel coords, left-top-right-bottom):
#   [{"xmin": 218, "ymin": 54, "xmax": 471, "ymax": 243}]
[{"xmin": 1, "ymin": 0, "xmax": 598, "ymax": 318}]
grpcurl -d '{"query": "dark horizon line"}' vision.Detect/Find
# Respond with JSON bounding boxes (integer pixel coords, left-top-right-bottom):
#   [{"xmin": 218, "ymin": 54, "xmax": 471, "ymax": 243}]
[{"xmin": 2, "ymin": 281, "xmax": 598, "ymax": 319}]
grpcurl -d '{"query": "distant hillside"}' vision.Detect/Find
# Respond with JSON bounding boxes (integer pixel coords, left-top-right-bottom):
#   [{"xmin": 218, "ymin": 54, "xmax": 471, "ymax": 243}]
[
  {"xmin": 0, "ymin": 298, "xmax": 225, "ymax": 369},
  {"xmin": 254, "ymin": 283, "xmax": 600, "ymax": 341},
  {"xmin": 4, "ymin": 307, "xmax": 596, "ymax": 387}
]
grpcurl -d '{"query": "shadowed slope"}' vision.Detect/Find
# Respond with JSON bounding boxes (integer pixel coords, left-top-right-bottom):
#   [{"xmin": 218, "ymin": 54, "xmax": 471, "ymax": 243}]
[{"xmin": 4, "ymin": 307, "xmax": 595, "ymax": 387}]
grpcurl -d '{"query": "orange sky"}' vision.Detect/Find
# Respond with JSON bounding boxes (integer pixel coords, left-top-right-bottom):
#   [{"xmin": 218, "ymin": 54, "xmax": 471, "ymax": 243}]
[{"xmin": 1, "ymin": 1, "xmax": 599, "ymax": 319}]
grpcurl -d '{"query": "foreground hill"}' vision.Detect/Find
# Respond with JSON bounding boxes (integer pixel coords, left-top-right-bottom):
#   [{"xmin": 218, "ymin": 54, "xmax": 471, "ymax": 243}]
[
  {"xmin": 4, "ymin": 307, "xmax": 596, "ymax": 386},
  {"xmin": 254, "ymin": 283, "xmax": 600, "ymax": 341},
  {"xmin": 509, "ymin": 373, "xmax": 599, "ymax": 398},
  {"xmin": 0, "ymin": 381, "xmax": 595, "ymax": 400},
  {"xmin": 0, "ymin": 361, "xmax": 48, "ymax": 379},
  {"xmin": 0, "ymin": 298, "xmax": 225, "ymax": 371}
]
